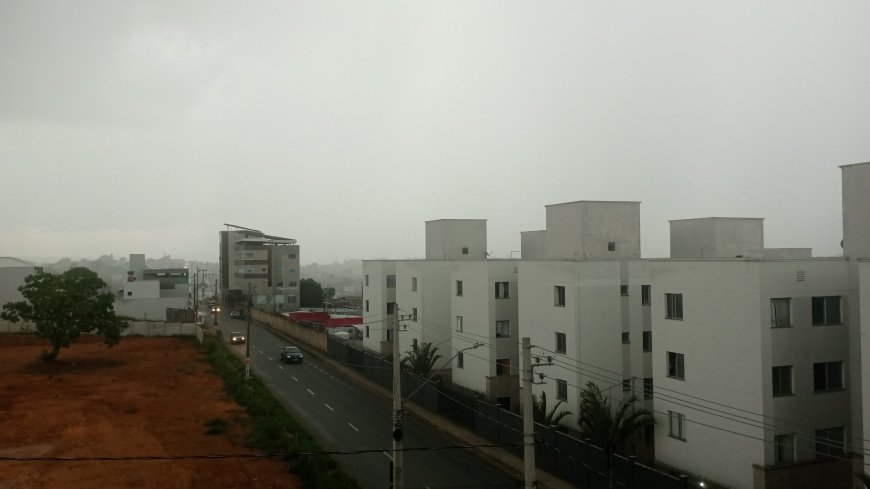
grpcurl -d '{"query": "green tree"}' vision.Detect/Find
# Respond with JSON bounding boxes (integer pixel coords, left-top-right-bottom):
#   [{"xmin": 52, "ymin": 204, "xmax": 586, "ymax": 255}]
[
  {"xmin": 323, "ymin": 286, "xmax": 336, "ymax": 302},
  {"xmin": 400, "ymin": 342, "xmax": 442, "ymax": 376},
  {"xmin": 299, "ymin": 278, "xmax": 324, "ymax": 308},
  {"xmin": 577, "ymin": 381, "xmax": 655, "ymax": 455},
  {"xmin": 533, "ymin": 391, "xmax": 572, "ymax": 426},
  {"xmin": 1, "ymin": 267, "xmax": 127, "ymax": 362}
]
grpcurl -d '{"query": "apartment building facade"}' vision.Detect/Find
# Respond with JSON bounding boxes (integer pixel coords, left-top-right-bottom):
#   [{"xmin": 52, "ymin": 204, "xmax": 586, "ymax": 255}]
[{"xmin": 219, "ymin": 224, "xmax": 300, "ymax": 311}]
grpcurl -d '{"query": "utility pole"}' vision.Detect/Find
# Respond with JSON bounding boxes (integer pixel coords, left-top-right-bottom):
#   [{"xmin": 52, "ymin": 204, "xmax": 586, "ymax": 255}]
[
  {"xmin": 245, "ymin": 283, "xmax": 252, "ymax": 380},
  {"xmin": 391, "ymin": 307, "xmax": 414, "ymax": 489},
  {"xmin": 522, "ymin": 337, "xmax": 536, "ymax": 489},
  {"xmin": 522, "ymin": 337, "xmax": 553, "ymax": 489}
]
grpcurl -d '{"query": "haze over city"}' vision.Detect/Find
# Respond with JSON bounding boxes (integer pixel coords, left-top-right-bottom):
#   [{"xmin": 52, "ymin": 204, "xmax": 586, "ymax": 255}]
[{"xmin": 2, "ymin": 1, "xmax": 869, "ymax": 264}]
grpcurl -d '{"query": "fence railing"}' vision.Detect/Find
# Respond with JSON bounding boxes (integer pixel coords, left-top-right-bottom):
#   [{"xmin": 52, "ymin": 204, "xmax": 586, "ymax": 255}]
[{"xmin": 326, "ymin": 335, "xmax": 685, "ymax": 489}]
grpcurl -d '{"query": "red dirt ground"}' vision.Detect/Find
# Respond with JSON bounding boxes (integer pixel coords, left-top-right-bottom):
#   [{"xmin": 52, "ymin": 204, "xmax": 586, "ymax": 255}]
[{"xmin": 0, "ymin": 335, "xmax": 299, "ymax": 489}]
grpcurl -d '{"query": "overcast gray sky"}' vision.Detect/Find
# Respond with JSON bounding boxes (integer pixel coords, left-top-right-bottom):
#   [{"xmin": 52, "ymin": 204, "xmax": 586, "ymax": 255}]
[{"xmin": 2, "ymin": 1, "xmax": 869, "ymax": 264}]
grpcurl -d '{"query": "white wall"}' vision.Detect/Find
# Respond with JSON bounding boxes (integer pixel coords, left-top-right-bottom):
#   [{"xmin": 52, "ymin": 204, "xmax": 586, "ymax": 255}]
[
  {"xmin": 544, "ymin": 201, "xmax": 641, "ymax": 260},
  {"xmin": 0, "ymin": 266, "xmax": 35, "ymax": 307},
  {"xmin": 842, "ymin": 162, "xmax": 870, "ymax": 259},
  {"xmin": 520, "ymin": 230, "xmax": 546, "ymax": 260},
  {"xmin": 119, "ymin": 280, "xmax": 161, "ymax": 299},
  {"xmin": 669, "ymin": 218, "xmax": 764, "ymax": 259},
  {"xmin": 425, "ymin": 219, "xmax": 487, "ymax": 260},
  {"xmin": 396, "ymin": 261, "xmax": 454, "ymax": 362},
  {"xmin": 114, "ymin": 296, "xmax": 188, "ymax": 321},
  {"xmin": 361, "ymin": 260, "xmax": 396, "ymax": 352}
]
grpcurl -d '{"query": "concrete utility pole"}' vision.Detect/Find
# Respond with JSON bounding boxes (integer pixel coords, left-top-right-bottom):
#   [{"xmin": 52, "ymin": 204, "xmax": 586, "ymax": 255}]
[
  {"xmin": 391, "ymin": 307, "xmax": 404, "ymax": 489},
  {"xmin": 245, "ymin": 283, "xmax": 252, "ymax": 380},
  {"xmin": 522, "ymin": 337, "xmax": 536, "ymax": 489}
]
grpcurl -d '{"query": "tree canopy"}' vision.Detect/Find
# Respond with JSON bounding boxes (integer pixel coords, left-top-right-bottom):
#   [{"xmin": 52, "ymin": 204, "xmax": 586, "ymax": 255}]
[
  {"xmin": 401, "ymin": 341, "xmax": 442, "ymax": 376},
  {"xmin": 1, "ymin": 267, "xmax": 127, "ymax": 362},
  {"xmin": 532, "ymin": 391, "xmax": 573, "ymax": 426},
  {"xmin": 299, "ymin": 278, "xmax": 324, "ymax": 308},
  {"xmin": 577, "ymin": 381, "xmax": 656, "ymax": 455}
]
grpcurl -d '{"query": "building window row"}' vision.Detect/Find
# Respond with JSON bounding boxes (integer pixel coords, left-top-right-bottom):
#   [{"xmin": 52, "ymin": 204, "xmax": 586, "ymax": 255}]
[
  {"xmin": 667, "ymin": 351, "xmax": 685, "ymax": 380},
  {"xmin": 554, "ymin": 286, "xmax": 566, "ymax": 307},
  {"xmin": 771, "ymin": 361, "xmax": 844, "ymax": 396},
  {"xmin": 771, "ymin": 296, "xmax": 843, "ymax": 328}
]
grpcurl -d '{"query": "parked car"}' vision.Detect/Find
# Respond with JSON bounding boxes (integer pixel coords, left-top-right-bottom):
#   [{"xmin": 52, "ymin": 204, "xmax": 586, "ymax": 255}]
[
  {"xmin": 230, "ymin": 331, "xmax": 246, "ymax": 344},
  {"xmin": 280, "ymin": 346, "xmax": 304, "ymax": 364},
  {"xmin": 230, "ymin": 310, "xmax": 244, "ymax": 319}
]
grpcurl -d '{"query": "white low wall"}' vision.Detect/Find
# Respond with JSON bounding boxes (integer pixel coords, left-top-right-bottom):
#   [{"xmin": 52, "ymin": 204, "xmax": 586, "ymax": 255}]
[{"xmin": 1, "ymin": 318, "xmax": 200, "ymax": 339}]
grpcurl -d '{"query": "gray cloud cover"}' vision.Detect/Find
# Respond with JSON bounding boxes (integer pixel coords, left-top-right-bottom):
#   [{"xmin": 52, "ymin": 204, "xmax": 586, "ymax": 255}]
[{"xmin": 2, "ymin": 1, "xmax": 869, "ymax": 263}]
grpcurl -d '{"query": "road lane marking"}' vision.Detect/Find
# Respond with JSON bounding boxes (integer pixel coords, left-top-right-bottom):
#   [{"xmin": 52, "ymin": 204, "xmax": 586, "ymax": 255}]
[
  {"xmin": 291, "ymin": 376, "xmax": 298, "ymax": 382},
  {"xmin": 278, "ymin": 365, "xmax": 284, "ymax": 370},
  {"xmin": 324, "ymin": 403, "xmax": 334, "ymax": 412},
  {"xmin": 307, "ymin": 388, "xmax": 315, "ymax": 396},
  {"xmin": 267, "ymin": 357, "xmax": 273, "ymax": 361},
  {"xmin": 382, "ymin": 451, "xmax": 392, "ymax": 461},
  {"xmin": 347, "ymin": 422, "xmax": 359, "ymax": 432}
]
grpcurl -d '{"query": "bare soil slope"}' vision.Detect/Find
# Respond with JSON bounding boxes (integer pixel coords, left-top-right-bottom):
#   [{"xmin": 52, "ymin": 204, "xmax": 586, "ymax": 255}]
[{"xmin": 0, "ymin": 335, "xmax": 298, "ymax": 489}]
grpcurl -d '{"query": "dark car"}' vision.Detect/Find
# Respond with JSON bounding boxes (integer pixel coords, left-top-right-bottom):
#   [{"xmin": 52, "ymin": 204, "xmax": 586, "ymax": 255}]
[
  {"xmin": 230, "ymin": 331, "xmax": 246, "ymax": 344},
  {"xmin": 230, "ymin": 310, "xmax": 244, "ymax": 319},
  {"xmin": 280, "ymin": 346, "xmax": 304, "ymax": 364}
]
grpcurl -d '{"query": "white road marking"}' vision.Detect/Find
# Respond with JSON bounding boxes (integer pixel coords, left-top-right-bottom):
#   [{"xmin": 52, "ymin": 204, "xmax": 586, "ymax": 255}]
[
  {"xmin": 278, "ymin": 365, "xmax": 284, "ymax": 370},
  {"xmin": 382, "ymin": 451, "xmax": 392, "ymax": 461},
  {"xmin": 324, "ymin": 403, "xmax": 334, "ymax": 412},
  {"xmin": 267, "ymin": 357, "xmax": 273, "ymax": 361},
  {"xmin": 307, "ymin": 388, "xmax": 315, "ymax": 396},
  {"xmin": 291, "ymin": 376, "xmax": 298, "ymax": 382},
  {"xmin": 347, "ymin": 422, "xmax": 359, "ymax": 432}
]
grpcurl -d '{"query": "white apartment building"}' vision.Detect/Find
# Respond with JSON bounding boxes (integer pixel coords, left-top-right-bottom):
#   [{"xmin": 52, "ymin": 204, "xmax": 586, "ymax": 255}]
[
  {"xmin": 115, "ymin": 253, "xmax": 189, "ymax": 320},
  {"xmin": 359, "ymin": 163, "xmax": 870, "ymax": 489}
]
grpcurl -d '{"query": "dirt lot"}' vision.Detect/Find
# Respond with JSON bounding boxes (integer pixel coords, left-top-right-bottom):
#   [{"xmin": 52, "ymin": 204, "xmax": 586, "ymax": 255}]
[{"xmin": 0, "ymin": 335, "xmax": 299, "ymax": 489}]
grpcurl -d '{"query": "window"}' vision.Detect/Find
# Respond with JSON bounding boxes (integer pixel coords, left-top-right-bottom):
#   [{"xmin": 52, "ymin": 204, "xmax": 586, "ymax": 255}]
[
  {"xmin": 365, "ymin": 325, "xmax": 369, "ymax": 338},
  {"xmin": 127, "ymin": 291, "xmax": 132, "ymax": 296},
  {"xmin": 667, "ymin": 352, "xmax": 685, "ymax": 380},
  {"xmin": 668, "ymin": 411, "xmax": 686, "ymax": 440},
  {"xmin": 643, "ymin": 378, "xmax": 653, "ymax": 399},
  {"xmin": 555, "ymin": 332, "xmax": 567, "ymax": 354},
  {"xmin": 496, "ymin": 359, "xmax": 511, "ymax": 376},
  {"xmin": 365, "ymin": 275, "xmax": 369, "ymax": 286},
  {"xmin": 812, "ymin": 296, "xmax": 842, "ymax": 325},
  {"xmin": 621, "ymin": 332, "xmax": 630, "ymax": 344},
  {"xmin": 456, "ymin": 280, "xmax": 463, "ymax": 297},
  {"xmin": 642, "ymin": 331, "xmax": 652, "ymax": 352},
  {"xmin": 386, "ymin": 302, "xmax": 396, "ymax": 315},
  {"xmin": 772, "ymin": 365, "xmax": 794, "ymax": 396},
  {"xmin": 607, "ymin": 241, "xmax": 616, "ymax": 251},
  {"xmin": 665, "ymin": 293, "xmax": 683, "ymax": 320},
  {"xmin": 813, "ymin": 361, "xmax": 844, "ymax": 392},
  {"xmin": 774, "ymin": 434, "xmax": 795, "ymax": 464},
  {"xmin": 622, "ymin": 379, "xmax": 632, "ymax": 391},
  {"xmin": 462, "ymin": 247, "xmax": 469, "ymax": 255},
  {"xmin": 386, "ymin": 275, "xmax": 396, "ymax": 288},
  {"xmin": 288, "ymin": 254, "xmax": 297, "ymax": 259},
  {"xmin": 365, "ymin": 300, "xmax": 369, "ymax": 312},
  {"xmin": 495, "ymin": 282, "xmax": 510, "ymax": 299},
  {"xmin": 556, "ymin": 379, "xmax": 567, "ymax": 401},
  {"xmin": 412, "ymin": 307, "xmax": 418, "ymax": 322},
  {"xmin": 457, "ymin": 352, "xmax": 464, "ymax": 369},
  {"xmin": 620, "ymin": 285, "xmax": 629, "ymax": 296},
  {"xmin": 411, "ymin": 277, "xmax": 417, "ymax": 292},
  {"xmin": 641, "ymin": 285, "xmax": 651, "ymax": 306},
  {"xmin": 276, "ymin": 281, "xmax": 284, "ymax": 287},
  {"xmin": 554, "ymin": 286, "xmax": 566, "ymax": 307},
  {"xmin": 412, "ymin": 338, "xmax": 418, "ymax": 349},
  {"xmin": 496, "ymin": 320, "xmax": 511, "ymax": 338},
  {"xmin": 456, "ymin": 316, "xmax": 463, "ymax": 332},
  {"xmin": 815, "ymin": 427, "xmax": 845, "ymax": 458},
  {"xmin": 288, "ymin": 281, "xmax": 297, "ymax": 287},
  {"xmin": 771, "ymin": 298, "xmax": 792, "ymax": 328},
  {"xmin": 386, "ymin": 328, "xmax": 393, "ymax": 342}
]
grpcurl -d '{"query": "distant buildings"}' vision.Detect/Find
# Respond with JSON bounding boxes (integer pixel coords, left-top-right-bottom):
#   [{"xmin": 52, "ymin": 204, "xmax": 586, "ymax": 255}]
[
  {"xmin": 0, "ymin": 257, "xmax": 41, "ymax": 307},
  {"xmin": 362, "ymin": 162, "xmax": 870, "ymax": 489},
  {"xmin": 115, "ymin": 253, "xmax": 189, "ymax": 321},
  {"xmin": 219, "ymin": 224, "xmax": 300, "ymax": 312}
]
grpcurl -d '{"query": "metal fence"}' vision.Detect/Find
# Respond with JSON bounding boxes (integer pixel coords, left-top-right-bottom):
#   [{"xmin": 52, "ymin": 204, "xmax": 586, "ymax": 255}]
[{"xmin": 327, "ymin": 336, "xmax": 686, "ymax": 489}]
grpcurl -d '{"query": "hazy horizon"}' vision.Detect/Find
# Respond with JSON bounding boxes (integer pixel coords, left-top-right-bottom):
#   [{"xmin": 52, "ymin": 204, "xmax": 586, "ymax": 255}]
[{"xmin": 3, "ymin": 2, "xmax": 868, "ymax": 264}]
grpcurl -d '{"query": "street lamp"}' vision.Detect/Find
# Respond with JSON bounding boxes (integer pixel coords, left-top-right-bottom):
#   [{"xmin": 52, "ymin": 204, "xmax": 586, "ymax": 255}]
[{"xmin": 212, "ymin": 305, "xmax": 220, "ymax": 326}]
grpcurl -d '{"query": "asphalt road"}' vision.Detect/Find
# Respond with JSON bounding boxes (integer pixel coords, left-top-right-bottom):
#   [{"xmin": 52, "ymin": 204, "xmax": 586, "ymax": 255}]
[{"xmin": 215, "ymin": 314, "xmax": 521, "ymax": 489}]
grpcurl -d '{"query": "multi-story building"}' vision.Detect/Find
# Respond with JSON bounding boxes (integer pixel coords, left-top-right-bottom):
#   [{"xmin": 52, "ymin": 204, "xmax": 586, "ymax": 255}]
[
  {"xmin": 115, "ymin": 253, "xmax": 190, "ymax": 320},
  {"xmin": 359, "ymin": 164, "xmax": 870, "ymax": 489},
  {"xmin": 219, "ymin": 224, "xmax": 300, "ymax": 311},
  {"xmin": 0, "ymin": 257, "xmax": 41, "ymax": 307}
]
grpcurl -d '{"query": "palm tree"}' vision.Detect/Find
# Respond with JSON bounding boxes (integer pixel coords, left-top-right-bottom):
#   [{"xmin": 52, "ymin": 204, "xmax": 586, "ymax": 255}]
[
  {"xmin": 532, "ymin": 391, "xmax": 572, "ymax": 426},
  {"xmin": 856, "ymin": 473, "xmax": 870, "ymax": 488},
  {"xmin": 400, "ymin": 342, "xmax": 442, "ymax": 376},
  {"xmin": 578, "ymin": 381, "xmax": 655, "ymax": 454}
]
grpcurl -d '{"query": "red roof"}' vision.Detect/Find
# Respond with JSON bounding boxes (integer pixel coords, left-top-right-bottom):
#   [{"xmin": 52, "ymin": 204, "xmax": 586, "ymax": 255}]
[{"xmin": 283, "ymin": 310, "xmax": 362, "ymax": 328}]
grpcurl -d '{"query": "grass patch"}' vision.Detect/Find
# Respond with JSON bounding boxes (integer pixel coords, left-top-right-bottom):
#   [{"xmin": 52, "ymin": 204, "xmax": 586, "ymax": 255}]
[
  {"xmin": 204, "ymin": 418, "xmax": 228, "ymax": 435},
  {"xmin": 202, "ymin": 334, "xmax": 361, "ymax": 489}
]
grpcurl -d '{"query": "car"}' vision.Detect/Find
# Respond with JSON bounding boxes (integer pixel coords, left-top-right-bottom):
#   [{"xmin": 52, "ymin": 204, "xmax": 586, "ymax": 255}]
[
  {"xmin": 230, "ymin": 331, "xmax": 246, "ymax": 344},
  {"xmin": 230, "ymin": 310, "xmax": 244, "ymax": 319},
  {"xmin": 280, "ymin": 346, "xmax": 304, "ymax": 364}
]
